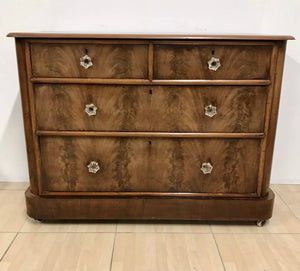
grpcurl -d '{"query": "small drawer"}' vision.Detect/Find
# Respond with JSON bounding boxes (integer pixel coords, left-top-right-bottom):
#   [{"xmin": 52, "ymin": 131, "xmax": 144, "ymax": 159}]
[
  {"xmin": 40, "ymin": 137, "xmax": 260, "ymax": 194},
  {"xmin": 35, "ymin": 84, "xmax": 267, "ymax": 133},
  {"xmin": 153, "ymin": 44, "xmax": 272, "ymax": 79},
  {"xmin": 31, "ymin": 43, "xmax": 148, "ymax": 78}
]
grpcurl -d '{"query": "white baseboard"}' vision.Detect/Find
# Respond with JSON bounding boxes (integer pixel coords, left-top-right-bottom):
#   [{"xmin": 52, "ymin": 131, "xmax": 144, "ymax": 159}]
[
  {"xmin": 0, "ymin": 179, "xmax": 29, "ymax": 183},
  {"xmin": 270, "ymin": 179, "xmax": 300, "ymax": 184}
]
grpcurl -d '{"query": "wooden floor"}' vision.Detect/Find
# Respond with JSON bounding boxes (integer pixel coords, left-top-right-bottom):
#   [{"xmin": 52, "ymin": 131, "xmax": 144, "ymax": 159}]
[{"xmin": 0, "ymin": 182, "xmax": 299, "ymax": 271}]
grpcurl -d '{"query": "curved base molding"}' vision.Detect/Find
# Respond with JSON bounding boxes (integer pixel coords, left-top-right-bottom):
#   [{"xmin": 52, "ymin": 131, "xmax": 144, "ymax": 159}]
[{"xmin": 25, "ymin": 188, "xmax": 275, "ymax": 221}]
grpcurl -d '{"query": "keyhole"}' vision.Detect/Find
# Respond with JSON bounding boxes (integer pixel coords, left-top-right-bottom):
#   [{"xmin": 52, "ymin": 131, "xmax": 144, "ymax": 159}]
[
  {"xmin": 212, "ymin": 50, "xmax": 215, "ymax": 56},
  {"xmin": 149, "ymin": 89, "xmax": 152, "ymax": 95},
  {"xmin": 149, "ymin": 140, "xmax": 152, "ymax": 145},
  {"xmin": 85, "ymin": 48, "xmax": 88, "ymax": 55}
]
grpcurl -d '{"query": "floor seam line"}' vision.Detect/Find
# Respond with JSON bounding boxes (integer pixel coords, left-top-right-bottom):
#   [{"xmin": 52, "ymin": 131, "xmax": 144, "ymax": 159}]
[
  {"xmin": 212, "ymin": 232, "xmax": 227, "ymax": 271},
  {"xmin": 18, "ymin": 217, "xmax": 28, "ymax": 233},
  {"xmin": 0, "ymin": 232, "xmax": 19, "ymax": 262},
  {"xmin": 212, "ymin": 232, "xmax": 300, "ymax": 235},
  {"xmin": 109, "ymin": 228, "xmax": 117, "ymax": 271},
  {"xmin": 15, "ymin": 231, "xmax": 118, "ymax": 234},
  {"xmin": 8, "ymin": 231, "xmax": 300, "ymax": 235},
  {"xmin": 110, "ymin": 231, "xmax": 211, "ymax": 234},
  {"xmin": 274, "ymin": 190, "xmax": 300, "ymax": 222}
]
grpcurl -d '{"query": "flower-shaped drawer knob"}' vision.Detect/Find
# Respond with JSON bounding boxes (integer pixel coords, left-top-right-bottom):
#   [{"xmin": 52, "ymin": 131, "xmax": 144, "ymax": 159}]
[
  {"xmin": 205, "ymin": 104, "xmax": 217, "ymax": 118},
  {"xmin": 201, "ymin": 162, "xmax": 213, "ymax": 174},
  {"xmin": 85, "ymin": 104, "xmax": 97, "ymax": 116},
  {"xmin": 207, "ymin": 57, "xmax": 221, "ymax": 71},
  {"xmin": 87, "ymin": 161, "xmax": 100, "ymax": 174},
  {"xmin": 80, "ymin": 54, "xmax": 93, "ymax": 69}
]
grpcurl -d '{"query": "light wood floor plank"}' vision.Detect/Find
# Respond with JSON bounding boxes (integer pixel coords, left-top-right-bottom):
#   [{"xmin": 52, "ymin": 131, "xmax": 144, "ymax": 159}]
[
  {"xmin": 117, "ymin": 222, "xmax": 211, "ymax": 233},
  {"xmin": 215, "ymin": 233, "xmax": 300, "ymax": 271},
  {"xmin": 111, "ymin": 233, "xmax": 223, "ymax": 271},
  {"xmin": 20, "ymin": 218, "xmax": 116, "ymax": 233},
  {"xmin": 0, "ymin": 191, "xmax": 26, "ymax": 232},
  {"xmin": 0, "ymin": 233, "xmax": 115, "ymax": 271},
  {"xmin": 273, "ymin": 185, "xmax": 300, "ymax": 220}
]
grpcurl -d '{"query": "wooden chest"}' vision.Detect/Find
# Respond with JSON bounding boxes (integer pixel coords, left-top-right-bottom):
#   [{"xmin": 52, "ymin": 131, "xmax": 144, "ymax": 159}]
[{"xmin": 8, "ymin": 33, "xmax": 294, "ymax": 224}]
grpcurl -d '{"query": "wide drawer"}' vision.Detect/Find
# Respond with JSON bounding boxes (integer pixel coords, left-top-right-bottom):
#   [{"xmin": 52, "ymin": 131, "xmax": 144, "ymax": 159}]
[
  {"xmin": 35, "ymin": 84, "xmax": 267, "ymax": 132},
  {"xmin": 154, "ymin": 44, "xmax": 272, "ymax": 79},
  {"xmin": 40, "ymin": 137, "xmax": 260, "ymax": 194},
  {"xmin": 30, "ymin": 43, "xmax": 148, "ymax": 78}
]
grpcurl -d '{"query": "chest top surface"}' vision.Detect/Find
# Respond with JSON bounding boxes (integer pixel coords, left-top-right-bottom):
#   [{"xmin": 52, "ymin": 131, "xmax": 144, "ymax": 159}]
[{"xmin": 7, "ymin": 32, "xmax": 295, "ymax": 40}]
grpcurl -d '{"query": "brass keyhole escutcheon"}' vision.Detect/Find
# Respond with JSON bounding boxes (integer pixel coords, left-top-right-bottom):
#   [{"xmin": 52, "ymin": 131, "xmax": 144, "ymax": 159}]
[{"xmin": 208, "ymin": 57, "xmax": 221, "ymax": 71}]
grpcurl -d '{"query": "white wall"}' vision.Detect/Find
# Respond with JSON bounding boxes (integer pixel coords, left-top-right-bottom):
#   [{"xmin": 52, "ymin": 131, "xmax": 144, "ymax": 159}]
[{"xmin": 0, "ymin": 0, "xmax": 299, "ymax": 183}]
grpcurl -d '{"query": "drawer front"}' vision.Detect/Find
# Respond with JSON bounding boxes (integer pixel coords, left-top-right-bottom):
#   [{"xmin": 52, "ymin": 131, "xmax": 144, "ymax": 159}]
[
  {"xmin": 154, "ymin": 44, "xmax": 272, "ymax": 79},
  {"xmin": 31, "ymin": 43, "xmax": 148, "ymax": 78},
  {"xmin": 35, "ymin": 84, "xmax": 267, "ymax": 132},
  {"xmin": 40, "ymin": 137, "xmax": 260, "ymax": 194}
]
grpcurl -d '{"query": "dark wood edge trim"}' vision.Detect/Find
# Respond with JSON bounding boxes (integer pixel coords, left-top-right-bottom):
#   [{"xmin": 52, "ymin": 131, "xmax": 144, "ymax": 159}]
[
  {"xmin": 30, "ymin": 78, "xmax": 271, "ymax": 86},
  {"xmin": 256, "ymin": 44, "xmax": 279, "ymax": 196},
  {"xmin": 261, "ymin": 41, "xmax": 287, "ymax": 195},
  {"xmin": 26, "ymin": 39, "xmax": 150, "ymax": 44},
  {"xmin": 148, "ymin": 42, "xmax": 154, "ymax": 81},
  {"xmin": 7, "ymin": 33, "xmax": 295, "ymax": 40},
  {"xmin": 24, "ymin": 42, "xmax": 43, "ymax": 195},
  {"xmin": 41, "ymin": 191, "xmax": 258, "ymax": 198},
  {"xmin": 31, "ymin": 78, "xmax": 151, "ymax": 84},
  {"xmin": 152, "ymin": 41, "xmax": 277, "ymax": 46},
  {"xmin": 151, "ymin": 80, "xmax": 271, "ymax": 86},
  {"xmin": 36, "ymin": 131, "xmax": 264, "ymax": 138},
  {"xmin": 15, "ymin": 40, "xmax": 39, "ymax": 195},
  {"xmin": 18, "ymin": 38, "xmax": 278, "ymax": 46}
]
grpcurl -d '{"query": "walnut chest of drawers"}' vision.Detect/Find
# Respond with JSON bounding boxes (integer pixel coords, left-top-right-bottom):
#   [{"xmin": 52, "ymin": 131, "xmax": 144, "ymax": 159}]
[{"xmin": 8, "ymin": 33, "xmax": 294, "ymax": 223}]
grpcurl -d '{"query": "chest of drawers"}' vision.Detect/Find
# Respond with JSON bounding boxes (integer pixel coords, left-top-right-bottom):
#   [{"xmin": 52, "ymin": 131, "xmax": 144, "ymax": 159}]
[{"xmin": 8, "ymin": 33, "xmax": 294, "ymax": 224}]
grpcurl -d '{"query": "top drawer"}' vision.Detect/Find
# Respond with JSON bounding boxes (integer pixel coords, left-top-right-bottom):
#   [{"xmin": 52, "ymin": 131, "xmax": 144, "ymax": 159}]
[
  {"xmin": 30, "ymin": 43, "xmax": 148, "ymax": 78},
  {"xmin": 153, "ymin": 44, "xmax": 273, "ymax": 80}
]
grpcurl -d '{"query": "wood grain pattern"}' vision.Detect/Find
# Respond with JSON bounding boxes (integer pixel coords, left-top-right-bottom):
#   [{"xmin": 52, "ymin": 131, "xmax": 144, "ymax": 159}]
[
  {"xmin": 35, "ymin": 84, "xmax": 267, "ymax": 133},
  {"xmin": 31, "ymin": 43, "xmax": 148, "ymax": 78},
  {"xmin": 154, "ymin": 44, "xmax": 272, "ymax": 79},
  {"xmin": 39, "ymin": 137, "xmax": 260, "ymax": 194}
]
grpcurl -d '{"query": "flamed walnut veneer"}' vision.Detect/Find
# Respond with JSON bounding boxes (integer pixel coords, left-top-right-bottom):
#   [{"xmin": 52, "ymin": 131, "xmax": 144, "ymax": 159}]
[{"xmin": 8, "ymin": 33, "xmax": 294, "ymax": 224}]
